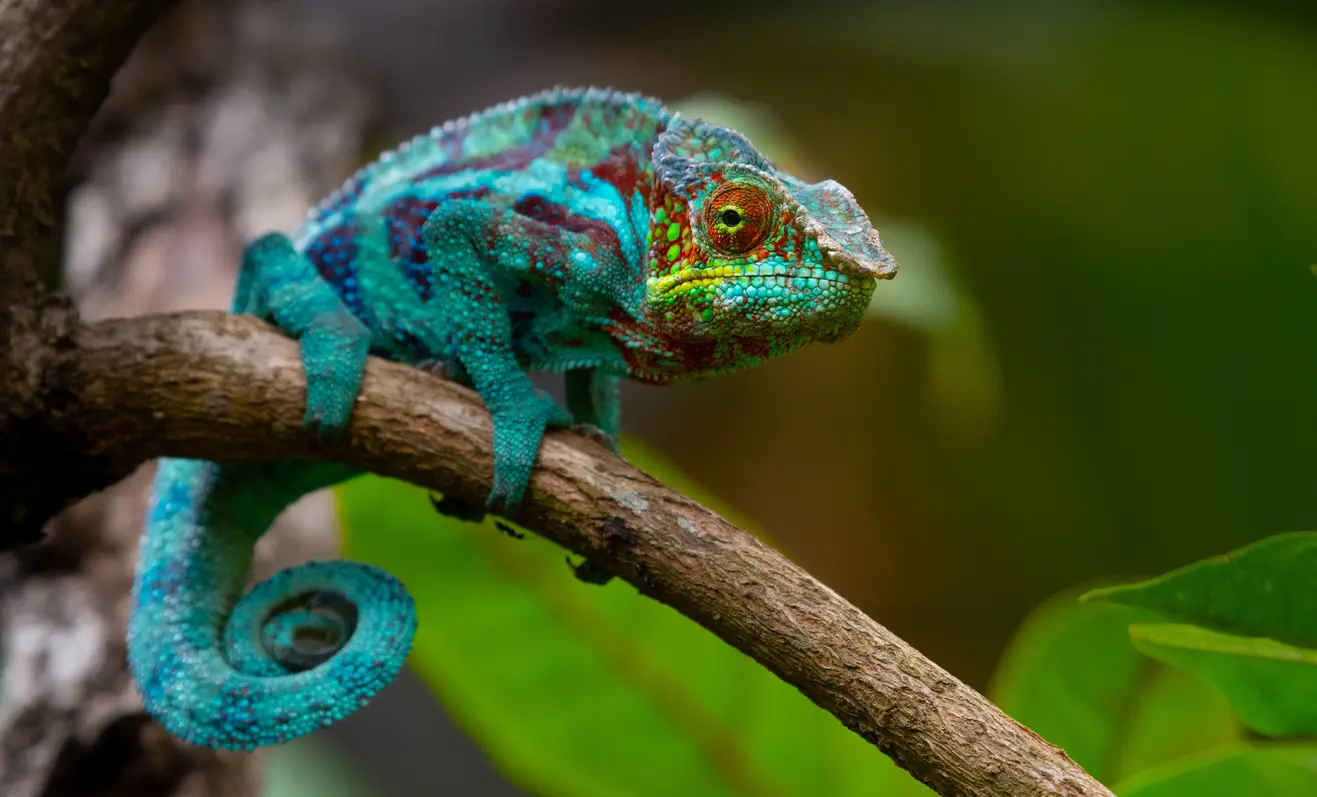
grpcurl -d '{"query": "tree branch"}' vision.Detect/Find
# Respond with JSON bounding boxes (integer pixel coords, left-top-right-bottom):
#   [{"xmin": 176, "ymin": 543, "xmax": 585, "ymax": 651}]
[
  {"xmin": 0, "ymin": 0, "xmax": 179, "ymax": 544},
  {"xmin": 0, "ymin": 0, "xmax": 172, "ymax": 297},
  {"xmin": 41, "ymin": 309, "xmax": 1113, "ymax": 797}
]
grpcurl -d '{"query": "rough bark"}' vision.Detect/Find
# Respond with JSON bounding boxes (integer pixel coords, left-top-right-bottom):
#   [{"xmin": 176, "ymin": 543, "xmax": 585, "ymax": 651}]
[{"xmin": 0, "ymin": 0, "xmax": 374, "ymax": 794}]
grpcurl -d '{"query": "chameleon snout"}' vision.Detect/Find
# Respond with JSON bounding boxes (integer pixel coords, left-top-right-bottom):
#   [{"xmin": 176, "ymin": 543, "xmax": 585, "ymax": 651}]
[{"xmin": 819, "ymin": 230, "xmax": 899, "ymax": 281}]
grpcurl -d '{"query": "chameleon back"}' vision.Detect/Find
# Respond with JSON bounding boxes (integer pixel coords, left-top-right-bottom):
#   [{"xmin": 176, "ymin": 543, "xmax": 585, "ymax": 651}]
[{"xmin": 291, "ymin": 87, "xmax": 671, "ymax": 369}]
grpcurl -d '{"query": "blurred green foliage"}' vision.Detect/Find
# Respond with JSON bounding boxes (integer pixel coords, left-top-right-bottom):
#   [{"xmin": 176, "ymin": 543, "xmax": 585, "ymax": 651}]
[
  {"xmin": 339, "ymin": 441, "xmax": 934, "ymax": 797},
  {"xmin": 1115, "ymin": 746, "xmax": 1317, "ymax": 797}
]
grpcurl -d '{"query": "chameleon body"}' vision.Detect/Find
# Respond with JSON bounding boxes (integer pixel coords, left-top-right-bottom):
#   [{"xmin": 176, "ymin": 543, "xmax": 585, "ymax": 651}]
[{"xmin": 128, "ymin": 87, "xmax": 898, "ymax": 750}]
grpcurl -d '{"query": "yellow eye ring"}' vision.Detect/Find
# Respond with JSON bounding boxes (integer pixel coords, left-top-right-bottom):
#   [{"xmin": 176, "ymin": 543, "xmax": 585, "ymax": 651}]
[{"xmin": 718, "ymin": 207, "xmax": 744, "ymax": 229}]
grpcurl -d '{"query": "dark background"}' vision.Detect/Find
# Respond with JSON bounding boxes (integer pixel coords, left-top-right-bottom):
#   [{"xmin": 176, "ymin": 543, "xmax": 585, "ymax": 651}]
[{"xmin": 256, "ymin": 0, "xmax": 1317, "ymax": 793}]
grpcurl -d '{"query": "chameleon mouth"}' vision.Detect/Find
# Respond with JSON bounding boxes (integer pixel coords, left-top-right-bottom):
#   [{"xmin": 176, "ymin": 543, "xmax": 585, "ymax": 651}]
[{"xmin": 647, "ymin": 264, "xmax": 874, "ymax": 299}]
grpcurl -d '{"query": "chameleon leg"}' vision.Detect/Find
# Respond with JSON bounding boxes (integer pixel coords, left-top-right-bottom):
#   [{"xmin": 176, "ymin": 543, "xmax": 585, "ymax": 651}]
[
  {"xmin": 234, "ymin": 232, "xmax": 372, "ymax": 438},
  {"xmin": 128, "ymin": 458, "xmax": 417, "ymax": 750},
  {"xmin": 419, "ymin": 204, "xmax": 581, "ymax": 511},
  {"xmin": 565, "ymin": 368, "xmax": 622, "ymax": 453}
]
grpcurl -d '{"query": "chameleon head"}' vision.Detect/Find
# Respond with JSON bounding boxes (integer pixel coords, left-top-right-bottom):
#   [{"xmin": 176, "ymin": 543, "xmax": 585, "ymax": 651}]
[{"xmin": 644, "ymin": 118, "xmax": 898, "ymax": 370}]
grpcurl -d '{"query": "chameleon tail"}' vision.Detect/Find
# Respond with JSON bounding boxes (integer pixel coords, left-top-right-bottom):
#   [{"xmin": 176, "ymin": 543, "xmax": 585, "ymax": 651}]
[{"xmin": 128, "ymin": 458, "xmax": 416, "ymax": 750}]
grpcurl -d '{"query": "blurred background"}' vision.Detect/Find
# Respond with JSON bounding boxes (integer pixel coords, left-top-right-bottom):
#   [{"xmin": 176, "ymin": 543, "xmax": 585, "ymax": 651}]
[
  {"xmin": 295, "ymin": 0, "xmax": 1317, "ymax": 792},
  {"xmin": 41, "ymin": 0, "xmax": 1317, "ymax": 794}
]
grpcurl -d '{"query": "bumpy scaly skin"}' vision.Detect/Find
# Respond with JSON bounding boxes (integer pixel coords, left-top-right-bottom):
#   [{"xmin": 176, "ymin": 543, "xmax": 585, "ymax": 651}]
[{"xmin": 128, "ymin": 87, "xmax": 898, "ymax": 750}]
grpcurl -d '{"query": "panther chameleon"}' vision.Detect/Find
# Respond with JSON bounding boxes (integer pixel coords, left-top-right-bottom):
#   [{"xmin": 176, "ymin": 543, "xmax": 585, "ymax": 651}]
[{"xmin": 128, "ymin": 86, "xmax": 899, "ymax": 750}]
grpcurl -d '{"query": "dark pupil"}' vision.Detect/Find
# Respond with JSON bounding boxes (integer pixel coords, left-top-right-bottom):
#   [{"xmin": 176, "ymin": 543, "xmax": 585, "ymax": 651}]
[{"xmin": 720, "ymin": 209, "xmax": 742, "ymax": 227}]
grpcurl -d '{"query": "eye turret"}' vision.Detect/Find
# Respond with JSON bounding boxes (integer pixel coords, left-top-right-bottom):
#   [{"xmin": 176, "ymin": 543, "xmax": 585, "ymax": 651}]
[{"xmin": 702, "ymin": 182, "xmax": 773, "ymax": 255}]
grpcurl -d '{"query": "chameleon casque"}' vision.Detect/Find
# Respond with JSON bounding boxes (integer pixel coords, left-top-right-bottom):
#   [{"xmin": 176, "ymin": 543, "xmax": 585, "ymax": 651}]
[{"xmin": 129, "ymin": 87, "xmax": 898, "ymax": 750}]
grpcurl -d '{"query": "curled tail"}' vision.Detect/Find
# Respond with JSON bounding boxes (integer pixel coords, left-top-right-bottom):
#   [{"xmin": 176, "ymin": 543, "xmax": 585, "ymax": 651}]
[{"xmin": 129, "ymin": 458, "xmax": 417, "ymax": 750}]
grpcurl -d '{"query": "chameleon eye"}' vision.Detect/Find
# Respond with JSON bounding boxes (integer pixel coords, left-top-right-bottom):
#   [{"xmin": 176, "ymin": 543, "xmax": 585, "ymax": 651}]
[{"xmin": 704, "ymin": 182, "xmax": 772, "ymax": 255}]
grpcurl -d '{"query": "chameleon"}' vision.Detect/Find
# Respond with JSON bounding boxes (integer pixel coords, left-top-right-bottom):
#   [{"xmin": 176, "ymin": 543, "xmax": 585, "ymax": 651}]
[{"xmin": 128, "ymin": 86, "xmax": 898, "ymax": 751}]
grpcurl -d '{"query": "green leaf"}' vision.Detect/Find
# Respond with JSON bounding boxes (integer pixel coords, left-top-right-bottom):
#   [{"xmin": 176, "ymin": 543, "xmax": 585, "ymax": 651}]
[
  {"xmin": 1114, "ymin": 745, "xmax": 1317, "ymax": 797},
  {"xmin": 338, "ymin": 438, "xmax": 933, "ymax": 797},
  {"xmin": 1129, "ymin": 623, "xmax": 1317, "ymax": 737},
  {"xmin": 1082, "ymin": 532, "xmax": 1317, "ymax": 649},
  {"xmin": 989, "ymin": 590, "xmax": 1237, "ymax": 783},
  {"xmin": 1111, "ymin": 665, "xmax": 1241, "ymax": 778}
]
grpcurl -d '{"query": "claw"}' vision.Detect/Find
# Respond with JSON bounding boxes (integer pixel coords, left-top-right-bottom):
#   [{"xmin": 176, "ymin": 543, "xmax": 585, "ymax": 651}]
[{"xmin": 569, "ymin": 422, "xmax": 619, "ymax": 453}]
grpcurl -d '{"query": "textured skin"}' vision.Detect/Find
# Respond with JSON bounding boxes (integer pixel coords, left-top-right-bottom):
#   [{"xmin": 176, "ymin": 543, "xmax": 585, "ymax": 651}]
[{"xmin": 128, "ymin": 87, "xmax": 898, "ymax": 750}]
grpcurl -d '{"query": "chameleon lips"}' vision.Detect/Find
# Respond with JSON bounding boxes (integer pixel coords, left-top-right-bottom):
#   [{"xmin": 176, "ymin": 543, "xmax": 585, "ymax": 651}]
[
  {"xmin": 647, "ymin": 263, "xmax": 787, "ymax": 298},
  {"xmin": 646, "ymin": 264, "xmax": 875, "ymax": 302}
]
